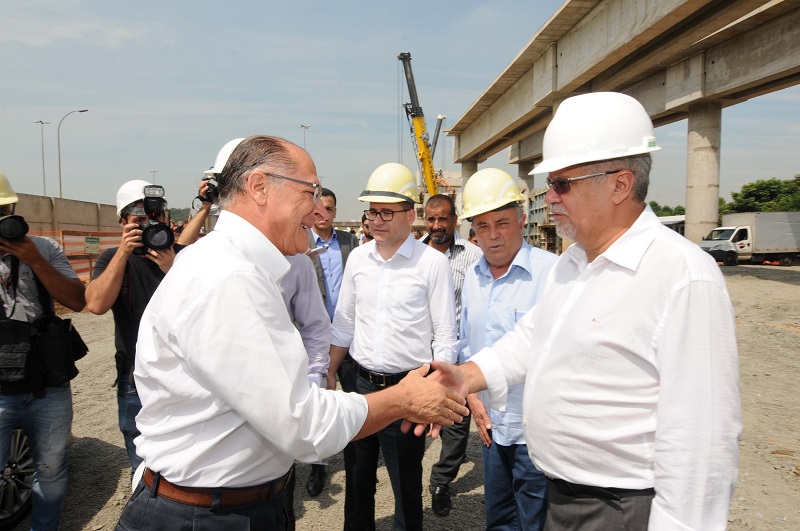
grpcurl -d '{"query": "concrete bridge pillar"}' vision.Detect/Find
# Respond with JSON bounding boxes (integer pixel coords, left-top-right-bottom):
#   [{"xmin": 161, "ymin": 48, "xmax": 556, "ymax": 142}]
[
  {"xmin": 685, "ymin": 101, "xmax": 722, "ymax": 243},
  {"xmin": 519, "ymin": 160, "xmax": 537, "ymax": 194},
  {"xmin": 461, "ymin": 160, "xmax": 478, "ymax": 181}
]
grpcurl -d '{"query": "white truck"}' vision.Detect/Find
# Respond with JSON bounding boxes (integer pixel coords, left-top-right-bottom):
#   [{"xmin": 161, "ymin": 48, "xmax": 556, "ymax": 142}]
[{"xmin": 698, "ymin": 212, "xmax": 800, "ymax": 266}]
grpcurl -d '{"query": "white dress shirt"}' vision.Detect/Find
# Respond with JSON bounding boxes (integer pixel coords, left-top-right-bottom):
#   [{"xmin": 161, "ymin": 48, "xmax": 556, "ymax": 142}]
[
  {"xmin": 471, "ymin": 207, "xmax": 741, "ymax": 531},
  {"xmin": 134, "ymin": 211, "xmax": 368, "ymax": 487},
  {"xmin": 280, "ymin": 253, "xmax": 331, "ymax": 385},
  {"xmin": 331, "ymin": 233, "xmax": 457, "ymax": 372}
]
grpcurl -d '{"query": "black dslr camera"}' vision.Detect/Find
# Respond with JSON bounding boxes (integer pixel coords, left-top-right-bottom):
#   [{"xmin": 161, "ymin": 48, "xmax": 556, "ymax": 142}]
[
  {"xmin": 134, "ymin": 185, "xmax": 174, "ymax": 255},
  {"xmin": 199, "ymin": 176, "xmax": 219, "ymax": 203},
  {"xmin": 0, "ymin": 215, "xmax": 28, "ymax": 242}
]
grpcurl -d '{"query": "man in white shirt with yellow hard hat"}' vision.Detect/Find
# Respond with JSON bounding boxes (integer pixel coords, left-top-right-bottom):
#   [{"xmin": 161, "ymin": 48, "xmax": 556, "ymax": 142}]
[{"xmin": 328, "ymin": 163, "xmax": 458, "ymax": 530}]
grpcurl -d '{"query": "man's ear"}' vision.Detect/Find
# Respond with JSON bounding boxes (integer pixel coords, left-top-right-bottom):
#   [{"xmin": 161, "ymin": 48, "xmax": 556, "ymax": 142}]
[
  {"xmin": 611, "ymin": 170, "xmax": 634, "ymax": 205},
  {"xmin": 406, "ymin": 206, "xmax": 417, "ymax": 224},
  {"xmin": 247, "ymin": 170, "xmax": 269, "ymax": 206}
]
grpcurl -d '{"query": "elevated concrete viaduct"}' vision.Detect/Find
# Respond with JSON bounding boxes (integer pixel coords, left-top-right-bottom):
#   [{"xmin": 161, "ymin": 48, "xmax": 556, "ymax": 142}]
[{"xmin": 449, "ymin": 0, "xmax": 800, "ymax": 242}]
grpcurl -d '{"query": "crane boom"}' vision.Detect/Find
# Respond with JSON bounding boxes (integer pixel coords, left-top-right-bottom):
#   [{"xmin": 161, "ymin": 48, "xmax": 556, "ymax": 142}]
[{"xmin": 398, "ymin": 52, "xmax": 439, "ymax": 197}]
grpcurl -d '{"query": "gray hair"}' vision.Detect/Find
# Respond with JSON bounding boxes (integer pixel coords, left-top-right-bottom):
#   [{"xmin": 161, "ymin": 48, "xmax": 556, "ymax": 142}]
[
  {"xmin": 216, "ymin": 136, "xmax": 297, "ymax": 209},
  {"xmin": 583, "ymin": 153, "xmax": 651, "ymax": 203}
]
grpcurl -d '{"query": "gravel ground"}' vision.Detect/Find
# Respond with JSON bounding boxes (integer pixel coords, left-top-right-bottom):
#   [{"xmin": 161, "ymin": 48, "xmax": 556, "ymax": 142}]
[{"xmin": 13, "ymin": 264, "xmax": 800, "ymax": 530}]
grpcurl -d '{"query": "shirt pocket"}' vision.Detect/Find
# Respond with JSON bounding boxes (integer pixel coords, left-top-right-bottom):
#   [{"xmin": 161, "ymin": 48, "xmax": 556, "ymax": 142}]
[{"xmin": 391, "ymin": 285, "xmax": 428, "ymax": 324}]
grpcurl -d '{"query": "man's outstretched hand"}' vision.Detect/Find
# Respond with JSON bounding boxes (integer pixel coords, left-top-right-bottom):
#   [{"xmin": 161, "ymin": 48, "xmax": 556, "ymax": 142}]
[
  {"xmin": 396, "ymin": 364, "xmax": 468, "ymax": 431},
  {"xmin": 400, "ymin": 361, "xmax": 470, "ymax": 437}
]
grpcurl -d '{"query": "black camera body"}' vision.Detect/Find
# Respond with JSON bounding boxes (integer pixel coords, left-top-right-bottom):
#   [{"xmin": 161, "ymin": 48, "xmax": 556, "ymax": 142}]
[
  {"xmin": 200, "ymin": 177, "xmax": 219, "ymax": 203},
  {"xmin": 134, "ymin": 185, "xmax": 174, "ymax": 255},
  {"xmin": 0, "ymin": 215, "xmax": 29, "ymax": 242}
]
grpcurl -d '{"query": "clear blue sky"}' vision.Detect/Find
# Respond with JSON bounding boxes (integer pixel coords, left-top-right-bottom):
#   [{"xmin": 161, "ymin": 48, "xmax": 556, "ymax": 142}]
[{"xmin": 2, "ymin": 0, "xmax": 798, "ymax": 221}]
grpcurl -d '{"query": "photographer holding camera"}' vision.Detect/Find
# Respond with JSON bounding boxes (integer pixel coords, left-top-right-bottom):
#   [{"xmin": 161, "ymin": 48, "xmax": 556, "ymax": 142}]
[
  {"xmin": 0, "ymin": 171, "xmax": 87, "ymax": 530},
  {"xmin": 86, "ymin": 179, "xmax": 207, "ymax": 473}
]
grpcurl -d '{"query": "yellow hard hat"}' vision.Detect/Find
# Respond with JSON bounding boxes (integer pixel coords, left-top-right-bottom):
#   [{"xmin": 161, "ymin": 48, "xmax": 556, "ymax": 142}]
[
  {"xmin": 358, "ymin": 163, "xmax": 420, "ymax": 204},
  {"xmin": 0, "ymin": 172, "xmax": 19, "ymax": 206},
  {"xmin": 460, "ymin": 168, "xmax": 524, "ymax": 220}
]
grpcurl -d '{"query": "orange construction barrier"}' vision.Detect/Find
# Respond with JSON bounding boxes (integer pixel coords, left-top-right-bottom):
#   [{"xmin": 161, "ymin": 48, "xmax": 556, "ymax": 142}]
[{"xmin": 31, "ymin": 230, "xmax": 119, "ymax": 283}]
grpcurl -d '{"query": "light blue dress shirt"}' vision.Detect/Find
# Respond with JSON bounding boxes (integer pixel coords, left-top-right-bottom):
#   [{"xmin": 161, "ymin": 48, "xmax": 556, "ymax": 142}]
[
  {"xmin": 459, "ymin": 241, "xmax": 557, "ymax": 445},
  {"xmin": 312, "ymin": 229, "xmax": 343, "ymax": 320}
]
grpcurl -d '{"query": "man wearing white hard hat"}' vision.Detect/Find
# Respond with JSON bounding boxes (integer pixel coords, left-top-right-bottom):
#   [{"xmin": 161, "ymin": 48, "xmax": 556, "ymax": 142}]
[
  {"xmin": 424, "ymin": 92, "xmax": 740, "ymax": 530},
  {"xmin": 458, "ymin": 169, "xmax": 558, "ymax": 530},
  {"xmin": 0, "ymin": 171, "xmax": 86, "ymax": 530},
  {"xmin": 86, "ymin": 179, "xmax": 186, "ymax": 473},
  {"xmin": 328, "ymin": 163, "xmax": 458, "ymax": 530}
]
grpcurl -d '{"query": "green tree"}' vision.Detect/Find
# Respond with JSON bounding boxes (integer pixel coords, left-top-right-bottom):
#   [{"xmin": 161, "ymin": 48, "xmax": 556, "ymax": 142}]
[
  {"xmin": 718, "ymin": 196, "xmax": 731, "ymax": 215},
  {"xmin": 729, "ymin": 175, "xmax": 800, "ymax": 212},
  {"xmin": 649, "ymin": 201, "xmax": 683, "ymax": 217},
  {"xmin": 170, "ymin": 207, "xmax": 190, "ymax": 222}
]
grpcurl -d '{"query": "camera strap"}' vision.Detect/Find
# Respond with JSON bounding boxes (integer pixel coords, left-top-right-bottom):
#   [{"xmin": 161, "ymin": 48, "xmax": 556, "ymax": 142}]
[
  {"xmin": 33, "ymin": 271, "xmax": 55, "ymax": 319},
  {"xmin": 0, "ymin": 256, "xmax": 20, "ymax": 320}
]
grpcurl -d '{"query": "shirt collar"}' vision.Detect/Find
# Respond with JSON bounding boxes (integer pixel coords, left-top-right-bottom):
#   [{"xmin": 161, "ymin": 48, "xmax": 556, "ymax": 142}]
[
  {"xmin": 475, "ymin": 240, "xmax": 532, "ymax": 279},
  {"xmin": 370, "ymin": 232, "xmax": 417, "ymax": 261},
  {"xmin": 213, "ymin": 210, "xmax": 290, "ymax": 282},
  {"xmin": 311, "ymin": 228, "xmax": 338, "ymax": 244},
  {"xmin": 565, "ymin": 205, "xmax": 660, "ymax": 272}
]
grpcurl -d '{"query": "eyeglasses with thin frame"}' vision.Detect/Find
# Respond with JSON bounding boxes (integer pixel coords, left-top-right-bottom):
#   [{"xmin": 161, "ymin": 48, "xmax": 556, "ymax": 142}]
[
  {"xmin": 546, "ymin": 170, "xmax": 621, "ymax": 195},
  {"xmin": 364, "ymin": 208, "xmax": 412, "ymax": 222},
  {"xmin": 264, "ymin": 172, "xmax": 322, "ymax": 203}
]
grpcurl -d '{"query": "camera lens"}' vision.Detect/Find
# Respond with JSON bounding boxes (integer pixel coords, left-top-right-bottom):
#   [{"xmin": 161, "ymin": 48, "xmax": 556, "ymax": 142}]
[
  {"xmin": 0, "ymin": 215, "xmax": 29, "ymax": 242},
  {"xmin": 141, "ymin": 223, "xmax": 174, "ymax": 251}
]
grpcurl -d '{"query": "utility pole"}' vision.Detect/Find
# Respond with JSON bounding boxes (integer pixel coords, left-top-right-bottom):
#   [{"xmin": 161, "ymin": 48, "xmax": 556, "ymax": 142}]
[
  {"xmin": 150, "ymin": 170, "xmax": 158, "ymax": 183},
  {"xmin": 57, "ymin": 108, "xmax": 89, "ymax": 198},
  {"xmin": 299, "ymin": 124, "xmax": 311, "ymax": 149},
  {"xmin": 34, "ymin": 120, "xmax": 50, "ymax": 195}
]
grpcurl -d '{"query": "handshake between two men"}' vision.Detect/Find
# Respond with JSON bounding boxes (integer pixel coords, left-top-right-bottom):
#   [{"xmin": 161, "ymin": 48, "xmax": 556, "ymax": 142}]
[{"xmin": 393, "ymin": 361, "xmax": 475, "ymax": 440}]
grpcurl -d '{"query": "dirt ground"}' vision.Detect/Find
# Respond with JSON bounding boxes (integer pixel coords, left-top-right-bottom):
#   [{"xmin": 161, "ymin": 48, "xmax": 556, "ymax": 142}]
[{"xmin": 14, "ymin": 264, "xmax": 800, "ymax": 530}]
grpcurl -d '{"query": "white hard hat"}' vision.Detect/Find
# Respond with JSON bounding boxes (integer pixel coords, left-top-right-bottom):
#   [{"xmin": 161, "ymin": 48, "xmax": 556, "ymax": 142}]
[
  {"xmin": 358, "ymin": 163, "xmax": 420, "ymax": 204},
  {"xmin": 116, "ymin": 180, "xmax": 152, "ymax": 218},
  {"xmin": 0, "ymin": 172, "xmax": 19, "ymax": 206},
  {"xmin": 460, "ymin": 168, "xmax": 524, "ymax": 221},
  {"xmin": 531, "ymin": 92, "xmax": 661, "ymax": 175},
  {"xmin": 204, "ymin": 138, "xmax": 246, "ymax": 176}
]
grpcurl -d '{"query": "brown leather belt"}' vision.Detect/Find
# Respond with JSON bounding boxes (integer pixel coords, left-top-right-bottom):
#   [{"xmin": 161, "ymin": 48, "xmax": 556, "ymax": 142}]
[
  {"xmin": 143, "ymin": 467, "xmax": 292, "ymax": 509},
  {"xmin": 352, "ymin": 359, "xmax": 409, "ymax": 387}
]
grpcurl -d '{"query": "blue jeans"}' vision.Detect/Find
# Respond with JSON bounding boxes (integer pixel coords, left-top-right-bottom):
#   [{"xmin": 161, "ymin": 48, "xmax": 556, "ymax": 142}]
[
  {"xmin": 116, "ymin": 479, "xmax": 287, "ymax": 531},
  {"xmin": 0, "ymin": 384, "xmax": 72, "ymax": 531},
  {"xmin": 482, "ymin": 442, "xmax": 548, "ymax": 531},
  {"xmin": 117, "ymin": 376, "xmax": 143, "ymax": 473}
]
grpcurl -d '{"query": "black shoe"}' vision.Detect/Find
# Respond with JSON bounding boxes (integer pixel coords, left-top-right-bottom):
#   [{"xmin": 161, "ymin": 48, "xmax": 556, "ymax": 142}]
[
  {"xmin": 430, "ymin": 485, "xmax": 451, "ymax": 517},
  {"xmin": 306, "ymin": 464, "xmax": 326, "ymax": 497}
]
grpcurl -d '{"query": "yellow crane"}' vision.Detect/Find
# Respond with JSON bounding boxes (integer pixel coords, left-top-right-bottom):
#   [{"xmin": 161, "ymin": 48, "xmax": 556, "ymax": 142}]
[{"xmin": 398, "ymin": 52, "xmax": 441, "ymax": 199}]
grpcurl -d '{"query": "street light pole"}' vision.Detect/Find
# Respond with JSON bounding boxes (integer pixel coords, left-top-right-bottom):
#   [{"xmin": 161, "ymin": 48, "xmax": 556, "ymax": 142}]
[
  {"xmin": 34, "ymin": 120, "xmax": 50, "ymax": 196},
  {"xmin": 57, "ymin": 108, "xmax": 89, "ymax": 198},
  {"xmin": 150, "ymin": 170, "xmax": 158, "ymax": 183},
  {"xmin": 299, "ymin": 124, "xmax": 311, "ymax": 149}
]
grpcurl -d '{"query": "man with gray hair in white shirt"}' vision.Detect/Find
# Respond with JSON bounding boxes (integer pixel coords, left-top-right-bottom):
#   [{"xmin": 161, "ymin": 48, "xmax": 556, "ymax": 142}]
[
  {"xmin": 422, "ymin": 92, "xmax": 741, "ymax": 531},
  {"xmin": 114, "ymin": 136, "xmax": 467, "ymax": 531}
]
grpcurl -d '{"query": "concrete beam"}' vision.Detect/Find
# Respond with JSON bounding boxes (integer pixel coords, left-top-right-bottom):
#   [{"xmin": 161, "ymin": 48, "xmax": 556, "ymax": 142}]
[
  {"xmin": 705, "ymin": 6, "xmax": 800, "ymax": 99},
  {"xmin": 507, "ymin": 6, "xmax": 800, "ymax": 165},
  {"xmin": 452, "ymin": 0, "xmax": 800, "ymax": 167}
]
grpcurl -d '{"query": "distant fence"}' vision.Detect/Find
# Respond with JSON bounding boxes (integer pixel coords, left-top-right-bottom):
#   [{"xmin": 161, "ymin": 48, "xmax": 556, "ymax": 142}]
[{"xmin": 32, "ymin": 230, "xmax": 119, "ymax": 284}]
